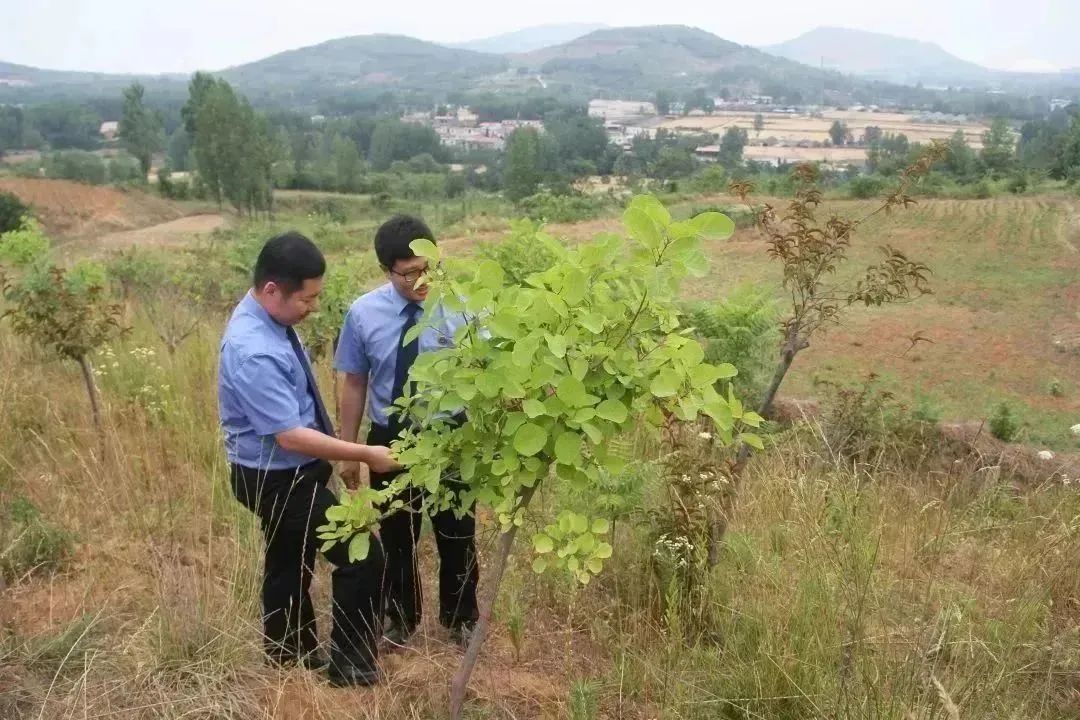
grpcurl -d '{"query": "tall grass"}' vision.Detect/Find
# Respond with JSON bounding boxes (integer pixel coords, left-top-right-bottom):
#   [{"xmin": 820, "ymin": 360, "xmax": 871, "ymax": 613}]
[{"xmin": 1, "ymin": 289, "xmax": 1077, "ymax": 719}]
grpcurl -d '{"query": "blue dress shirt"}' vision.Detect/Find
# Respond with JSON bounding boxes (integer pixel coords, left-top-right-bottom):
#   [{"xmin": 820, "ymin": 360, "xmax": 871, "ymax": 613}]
[
  {"xmin": 218, "ymin": 292, "xmax": 322, "ymax": 470},
  {"xmin": 334, "ymin": 282, "xmax": 467, "ymax": 427}
]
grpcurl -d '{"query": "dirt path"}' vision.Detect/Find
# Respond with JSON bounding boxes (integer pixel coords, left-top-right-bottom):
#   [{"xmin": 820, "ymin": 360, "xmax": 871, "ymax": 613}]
[{"xmin": 93, "ymin": 213, "xmax": 228, "ymax": 251}]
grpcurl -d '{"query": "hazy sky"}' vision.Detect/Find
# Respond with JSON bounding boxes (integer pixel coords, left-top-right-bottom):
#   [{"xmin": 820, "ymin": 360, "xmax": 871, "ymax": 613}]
[{"xmin": 6, "ymin": 0, "xmax": 1077, "ymax": 75}]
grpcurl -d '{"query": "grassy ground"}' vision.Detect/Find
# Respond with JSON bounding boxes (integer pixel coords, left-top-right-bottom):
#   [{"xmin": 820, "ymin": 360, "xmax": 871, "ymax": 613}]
[{"xmin": 2, "ymin": 187, "xmax": 1078, "ymax": 718}]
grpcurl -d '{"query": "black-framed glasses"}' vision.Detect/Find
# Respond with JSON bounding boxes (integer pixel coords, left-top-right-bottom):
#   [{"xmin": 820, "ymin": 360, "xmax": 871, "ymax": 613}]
[{"xmin": 389, "ymin": 263, "xmax": 432, "ymax": 283}]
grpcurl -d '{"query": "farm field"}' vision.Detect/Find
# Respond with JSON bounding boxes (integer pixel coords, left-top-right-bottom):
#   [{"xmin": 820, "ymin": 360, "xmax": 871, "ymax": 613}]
[{"xmin": 1, "ymin": 184, "xmax": 1078, "ymax": 719}]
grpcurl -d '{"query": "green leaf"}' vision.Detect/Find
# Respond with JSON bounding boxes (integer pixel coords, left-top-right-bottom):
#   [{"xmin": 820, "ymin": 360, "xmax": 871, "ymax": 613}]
[
  {"xmin": 715, "ymin": 363, "xmax": 738, "ymax": 379},
  {"xmin": 409, "ymin": 238, "xmax": 440, "ymax": 261},
  {"xmin": 579, "ymin": 312, "xmax": 606, "ymax": 334},
  {"xmin": 581, "ymin": 423, "xmax": 603, "ymax": 444},
  {"xmin": 545, "ymin": 333, "xmax": 568, "ymax": 358},
  {"xmin": 554, "ymin": 431, "xmax": 582, "ymax": 465},
  {"xmin": 466, "ymin": 288, "xmax": 494, "ymax": 314},
  {"xmin": 591, "ymin": 518, "xmax": 610, "ymax": 535},
  {"xmin": 586, "ymin": 557, "xmax": 604, "ymax": 574},
  {"xmin": 476, "ymin": 259, "xmax": 505, "ymax": 291},
  {"xmin": 569, "ymin": 513, "xmax": 588, "ymax": 534},
  {"xmin": 522, "ymin": 398, "xmax": 547, "ymax": 418},
  {"xmin": 403, "ymin": 323, "xmax": 423, "ymax": 346},
  {"xmin": 594, "ymin": 542, "xmax": 613, "ymax": 559},
  {"xmin": 742, "ymin": 411, "xmax": 764, "ymax": 428},
  {"xmin": 347, "ymin": 533, "xmax": 371, "ymax": 562},
  {"xmin": 533, "ymin": 534, "xmax": 554, "ymax": 554},
  {"xmin": 595, "ymin": 399, "xmax": 628, "ymax": 424},
  {"xmin": 562, "ymin": 268, "xmax": 587, "ymax": 306},
  {"xmin": 691, "ymin": 211, "xmax": 736, "ymax": 240},
  {"xmin": 677, "ymin": 340, "xmax": 705, "ymax": 366},
  {"xmin": 740, "ymin": 432, "xmax": 765, "ymax": 451},
  {"xmin": 556, "ymin": 376, "xmax": 589, "ymax": 408},
  {"xmin": 512, "ymin": 335, "xmax": 540, "ymax": 367},
  {"xmin": 532, "ymin": 557, "xmax": 548, "ymax": 573},
  {"xmin": 650, "ymin": 369, "xmax": 681, "ymax": 398},
  {"xmin": 633, "ymin": 194, "xmax": 672, "ymax": 228},
  {"xmin": 624, "ymin": 206, "xmax": 662, "ymax": 250},
  {"xmin": 513, "ymin": 423, "xmax": 548, "ymax": 457}
]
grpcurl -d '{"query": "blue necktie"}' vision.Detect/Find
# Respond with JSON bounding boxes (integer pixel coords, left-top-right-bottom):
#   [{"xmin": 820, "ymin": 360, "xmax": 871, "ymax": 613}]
[
  {"xmin": 286, "ymin": 326, "xmax": 334, "ymax": 436},
  {"xmin": 390, "ymin": 303, "xmax": 422, "ymax": 433}
]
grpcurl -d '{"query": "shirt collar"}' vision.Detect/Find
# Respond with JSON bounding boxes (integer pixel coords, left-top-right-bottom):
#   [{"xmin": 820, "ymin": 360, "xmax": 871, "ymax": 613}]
[
  {"xmin": 385, "ymin": 282, "xmax": 424, "ymax": 317},
  {"xmin": 240, "ymin": 290, "xmax": 288, "ymax": 338}
]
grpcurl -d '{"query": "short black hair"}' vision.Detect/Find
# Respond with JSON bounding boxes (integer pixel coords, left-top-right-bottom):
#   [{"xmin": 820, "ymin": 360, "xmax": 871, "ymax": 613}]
[
  {"xmin": 374, "ymin": 215, "xmax": 435, "ymax": 269},
  {"xmin": 253, "ymin": 231, "xmax": 326, "ymax": 294}
]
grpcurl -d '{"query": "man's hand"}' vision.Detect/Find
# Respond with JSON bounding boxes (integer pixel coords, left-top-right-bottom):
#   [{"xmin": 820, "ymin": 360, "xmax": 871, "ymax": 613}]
[
  {"xmin": 363, "ymin": 445, "xmax": 402, "ymax": 474},
  {"xmin": 340, "ymin": 462, "xmax": 363, "ymax": 490}
]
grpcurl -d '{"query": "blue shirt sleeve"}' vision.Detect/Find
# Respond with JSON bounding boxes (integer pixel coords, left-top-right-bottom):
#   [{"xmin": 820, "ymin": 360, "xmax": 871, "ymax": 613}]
[
  {"xmin": 334, "ymin": 306, "xmax": 370, "ymax": 375},
  {"xmin": 233, "ymin": 352, "xmax": 303, "ymax": 436}
]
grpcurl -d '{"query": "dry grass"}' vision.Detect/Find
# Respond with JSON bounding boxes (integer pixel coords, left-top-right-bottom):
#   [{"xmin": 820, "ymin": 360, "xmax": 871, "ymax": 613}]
[{"xmin": 2, "ymin": 192, "xmax": 1079, "ymax": 719}]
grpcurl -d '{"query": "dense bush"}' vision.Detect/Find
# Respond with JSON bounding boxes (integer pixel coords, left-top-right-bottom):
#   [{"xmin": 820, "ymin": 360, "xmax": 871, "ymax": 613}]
[{"xmin": 517, "ymin": 189, "xmax": 610, "ymax": 223}]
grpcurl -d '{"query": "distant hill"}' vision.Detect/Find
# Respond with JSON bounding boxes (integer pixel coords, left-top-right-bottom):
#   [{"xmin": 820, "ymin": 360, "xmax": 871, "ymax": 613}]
[
  {"xmin": 452, "ymin": 23, "xmax": 607, "ymax": 54},
  {"xmin": 512, "ymin": 25, "xmax": 904, "ymax": 102},
  {"xmin": 764, "ymin": 27, "xmax": 993, "ymax": 86},
  {"xmin": 220, "ymin": 34, "xmax": 508, "ymax": 97},
  {"xmin": 0, "ymin": 60, "xmax": 186, "ymax": 101}
]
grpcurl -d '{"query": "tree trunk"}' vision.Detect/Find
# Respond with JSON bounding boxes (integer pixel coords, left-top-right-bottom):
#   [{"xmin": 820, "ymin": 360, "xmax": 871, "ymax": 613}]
[
  {"xmin": 77, "ymin": 354, "xmax": 104, "ymax": 446},
  {"xmin": 707, "ymin": 333, "xmax": 804, "ymax": 566},
  {"xmin": 449, "ymin": 484, "xmax": 538, "ymax": 720}
]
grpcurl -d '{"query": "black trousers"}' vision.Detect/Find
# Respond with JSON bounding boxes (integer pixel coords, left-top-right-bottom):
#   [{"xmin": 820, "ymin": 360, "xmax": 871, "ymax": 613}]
[
  {"xmin": 230, "ymin": 460, "xmax": 384, "ymax": 668},
  {"xmin": 368, "ymin": 423, "xmax": 479, "ymax": 631}
]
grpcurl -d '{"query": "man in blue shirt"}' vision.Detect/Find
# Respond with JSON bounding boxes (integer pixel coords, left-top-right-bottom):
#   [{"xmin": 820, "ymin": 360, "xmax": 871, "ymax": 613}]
[
  {"xmin": 335, "ymin": 215, "xmax": 478, "ymax": 649},
  {"xmin": 219, "ymin": 231, "xmax": 398, "ymax": 687}
]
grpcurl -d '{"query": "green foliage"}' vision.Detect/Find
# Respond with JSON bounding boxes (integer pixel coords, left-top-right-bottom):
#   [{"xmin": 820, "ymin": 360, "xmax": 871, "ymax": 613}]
[
  {"xmin": 119, "ymin": 82, "xmax": 163, "ymax": 177},
  {"xmin": 814, "ymin": 375, "xmax": 939, "ymax": 468},
  {"xmin": 320, "ymin": 196, "xmax": 758, "ymax": 581},
  {"xmin": 848, "ymin": 174, "xmax": 890, "ymax": 199},
  {"xmin": 2, "ymin": 264, "xmax": 124, "ymax": 362},
  {"xmin": 44, "ymin": 150, "xmax": 107, "ymax": 184},
  {"xmin": 477, "ymin": 219, "xmax": 559, "ymax": 285},
  {"xmin": 719, "ymin": 126, "xmax": 749, "ymax": 168},
  {"xmin": 503, "ymin": 127, "xmax": 550, "ymax": 202},
  {"xmin": 989, "ymin": 401, "xmax": 1021, "ymax": 442},
  {"xmin": 107, "ymin": 153, "xmax": 144, "ymax": 184},
  {"xmin": 0, "ymin": 191, "xmax": 31, "ymax": 235},
  {"xmin": 0, "ymin": 496, "xmax": 74, "ymax": 584},
  {"xmin": 683, "ymin": 286, "xmax": 777, "ymax": 402},
  {"xmin": 185, "ymin": 75, "xmax": 276, "ymax": 215},
  {"xmin": 517, "ymin": 189, "xmax": 609, "ymax": 223},
  {"xmin": 981, "ymin": 117, "xmax": 1016, "ymax": 178},
  {"xmin": 828, "ymin": 120, "xmax": 849, "ymax": 146},
  {"xmin": 0, "ymin": 218, "xmax": 50, "ymax": 267}
]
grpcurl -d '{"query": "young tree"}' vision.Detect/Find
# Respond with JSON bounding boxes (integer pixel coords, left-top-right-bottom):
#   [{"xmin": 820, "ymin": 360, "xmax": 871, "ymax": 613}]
[
  {"xmin": 944, "ymin": 129, "xmax": 977, "ymax": 179},
  {"xmin": 980, "ymin": 117, "xmax": 1015, "ymax": 177},
  {"xmin": 719, "ymin": 126, "xmax": 749, "ymax": 168},
  {"xmin": 753, "ymin": 113, "xmax": 765, "ymax": 137},
  {"xmin": 318, "ymin": 198, "xmax": 756, "ymax": 719},
  {"xmin": 716, "ymin": 143, "xmax": 949, "ymax": 563},
  {"xmin": 655, "ymin": 89, "xmax": 673, "ymax": 116},
  {"xmin": 503, "ymin": 127, "xmax": 546, "ymax": 201},
  {"xmin": 2, "ymin": 224, "xmax": 123, "ymax": 437},
  {"xmin": 829, "ymin": 120, "xmax": 849, "ymax": 147},
  {"xmin": 119, "ymin": 82, "xmax": 163, "ymax": 177}
]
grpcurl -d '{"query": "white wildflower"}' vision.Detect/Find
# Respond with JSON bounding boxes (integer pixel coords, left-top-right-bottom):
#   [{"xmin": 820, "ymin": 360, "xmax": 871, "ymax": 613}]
[
  {"xmin": 698, "ymin": 431, "xmax": 712, "ymax": 440},
  {"xmin": 1037, "ymin": 450, "xmax": 1055, "ymax": 461},
  {"xmin": 1071, "ymin": 423, "xmax": 1080, "ymax": 437}
]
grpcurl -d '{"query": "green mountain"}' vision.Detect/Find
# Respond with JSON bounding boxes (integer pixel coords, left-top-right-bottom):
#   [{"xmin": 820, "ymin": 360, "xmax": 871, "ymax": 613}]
[
  {"xmin": 512, "ymin": 25, "xmax": 910, "ymax": 103},
  {"xmin": 220, "ymin": 34, "xmax": 509, "ymax": 96}
]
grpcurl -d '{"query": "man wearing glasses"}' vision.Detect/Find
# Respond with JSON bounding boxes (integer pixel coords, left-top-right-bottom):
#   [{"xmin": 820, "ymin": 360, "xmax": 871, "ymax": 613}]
[{"xmin": 335, "ymin": 215, "xmax": 479, "ymax": 649}]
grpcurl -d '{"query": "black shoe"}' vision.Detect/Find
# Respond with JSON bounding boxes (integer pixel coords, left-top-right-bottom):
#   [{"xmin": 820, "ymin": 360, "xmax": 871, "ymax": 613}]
[
  {"xmin": 326, "ymin": 658, "xmax": 382, "ymax": 688},
  {"xmin": 446, "ymin": 622, "xmax": 476, "ymax": 648},
  {"xmin": 382, "ymin": 621, "xmax": 415, "ymax": 650}
]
